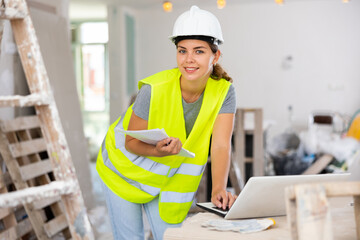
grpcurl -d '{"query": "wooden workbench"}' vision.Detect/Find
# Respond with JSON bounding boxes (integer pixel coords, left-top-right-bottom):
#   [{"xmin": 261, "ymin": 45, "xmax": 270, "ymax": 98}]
[{"xmin": 164, "ymin": 197, "xmax": 357, "ymax": 240}]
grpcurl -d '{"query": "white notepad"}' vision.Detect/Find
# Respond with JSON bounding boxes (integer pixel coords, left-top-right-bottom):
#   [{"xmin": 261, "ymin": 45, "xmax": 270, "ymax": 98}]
[{"xmin": 118, "ymin": 128, "xmax": 195, "ymax": 158}]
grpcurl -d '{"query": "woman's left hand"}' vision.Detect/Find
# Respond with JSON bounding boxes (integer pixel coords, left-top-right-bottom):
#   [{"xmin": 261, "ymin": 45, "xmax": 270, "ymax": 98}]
[{"xmin": 211, "ymin": 189, "xmax": 237, "ymax": 210}]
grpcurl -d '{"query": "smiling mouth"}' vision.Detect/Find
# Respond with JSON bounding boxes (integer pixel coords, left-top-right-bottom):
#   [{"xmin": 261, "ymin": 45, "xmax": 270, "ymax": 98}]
[{"xmin": 185, "ymin": 67, "xmax": 198, "ymax": 73}]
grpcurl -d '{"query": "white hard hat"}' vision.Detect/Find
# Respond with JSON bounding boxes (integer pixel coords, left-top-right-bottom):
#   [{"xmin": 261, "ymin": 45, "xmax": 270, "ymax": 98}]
[{"xmin": 169, "ymin": 5, "xmax": 224, "ymax": 45}]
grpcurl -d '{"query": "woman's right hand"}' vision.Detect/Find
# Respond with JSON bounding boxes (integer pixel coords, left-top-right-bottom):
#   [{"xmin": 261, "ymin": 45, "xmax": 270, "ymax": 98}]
[{"xmin": 155, "ymin": 137, "xmax": 182, "ymax": 156}]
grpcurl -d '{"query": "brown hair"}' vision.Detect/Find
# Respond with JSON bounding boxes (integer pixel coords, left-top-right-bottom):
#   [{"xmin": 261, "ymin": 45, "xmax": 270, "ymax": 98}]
[{"xmin": 209, "ymin": 44, "xmax": 233, "ymax": 83}]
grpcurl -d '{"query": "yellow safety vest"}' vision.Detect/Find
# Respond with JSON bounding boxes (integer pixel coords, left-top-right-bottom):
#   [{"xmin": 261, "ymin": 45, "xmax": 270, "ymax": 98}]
[{"xmin": 96, "ymin": 68, "xmax": 231, "ymax": 223}]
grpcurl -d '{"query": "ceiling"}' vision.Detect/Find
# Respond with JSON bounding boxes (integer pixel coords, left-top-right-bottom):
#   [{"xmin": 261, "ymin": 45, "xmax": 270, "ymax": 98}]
[
  {"xmin": 70, "ymin": 0, "xmax": 222, "ymax": 9},
  {"xmin": 69, "ymin": 0, "xmax": 224, "ymax": 21}
]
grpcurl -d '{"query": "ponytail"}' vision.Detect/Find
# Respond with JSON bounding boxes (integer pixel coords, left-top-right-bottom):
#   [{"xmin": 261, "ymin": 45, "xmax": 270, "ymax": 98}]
[
  {"xmin": 211, "ymin": 64, "xmax": 233, "ymax": 83},
  {"xmin": 208, "ymin": 43, "xmax": 233, "ymax": 83}
]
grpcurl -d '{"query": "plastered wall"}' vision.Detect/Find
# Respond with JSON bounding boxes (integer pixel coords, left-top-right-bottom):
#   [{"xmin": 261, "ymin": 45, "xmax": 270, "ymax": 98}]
[{"xmin": 134, "ymin": 0, "xmax": 360, "ymax": 137}]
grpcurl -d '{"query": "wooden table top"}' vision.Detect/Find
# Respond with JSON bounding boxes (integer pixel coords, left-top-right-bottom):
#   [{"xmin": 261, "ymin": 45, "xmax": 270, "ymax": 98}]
[{"xmin": 164, "ymin": 197, "xmax": 357, "ymax": 240}]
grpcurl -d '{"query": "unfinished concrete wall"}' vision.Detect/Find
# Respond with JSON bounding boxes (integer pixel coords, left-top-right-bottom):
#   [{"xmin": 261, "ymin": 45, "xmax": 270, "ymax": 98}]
[
  {"xmin": 107, "ymin": 5, "xmax": 127, "ymax": 122},
  {"xmin": 107, "ymin": 5, "xmax": 139, "ymax": 122},
  {"xmin": 0, "ymin": 0, "xmax": 95, "ymax": 209}
]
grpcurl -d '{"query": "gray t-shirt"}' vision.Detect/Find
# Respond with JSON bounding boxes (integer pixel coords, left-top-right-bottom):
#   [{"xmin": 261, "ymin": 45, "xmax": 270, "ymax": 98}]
[{"xmin": 133, "ymin": 84, "xmax": 236, "ymax": 137}]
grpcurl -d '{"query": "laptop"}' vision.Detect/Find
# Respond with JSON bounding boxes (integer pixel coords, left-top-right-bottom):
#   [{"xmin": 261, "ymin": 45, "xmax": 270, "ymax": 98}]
[{"xmin": 196, "ymin": 173, "xmax": 350, "ymax": 219}]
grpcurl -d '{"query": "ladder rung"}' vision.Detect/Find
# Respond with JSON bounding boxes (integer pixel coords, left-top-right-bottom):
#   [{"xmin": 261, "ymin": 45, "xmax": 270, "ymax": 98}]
[
  {"xmin": 20, "ymin": 159, "xmax": 52, "ymax": 181},
  {"xmin": 0, "ymin": 180, "xmax": 76, "ymax": 208},
  {"xmin": 0, "ymin": 115, "xmax": 40, "ymax": 133},
  {"xmin": 33, "ymin": 196, "xmax": 61, "ymax": 210},
  {"xmin": 43, "ymin": 214, "xmax": 68, "ymax": 237},
  {"xmin": 0, "ymin": 207, "xmax": 11, "ymax": 219},
  {"xmin": 0, "ymin": 171, "xmax": 13, "ymax": 188},
  {"xmin": 0, "ymin": 218, "xmax": 32, "ymax": 239},
  {"xmin": 0, "ymin": 94, "xmax": 50, "ymax": 108},
  {"xmin": 9, "ymin": 138, "xmax": 47, "ymax": 158},
  {"xmin": 0, "ymin": 7, "xmax": 26, "ymax": 20}
]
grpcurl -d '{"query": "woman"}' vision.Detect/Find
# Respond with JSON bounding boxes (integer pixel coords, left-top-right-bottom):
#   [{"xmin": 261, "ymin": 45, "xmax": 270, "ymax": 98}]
[{"xmin": 96, "ymin": 5, "xmax": 237, "ymax": 240}]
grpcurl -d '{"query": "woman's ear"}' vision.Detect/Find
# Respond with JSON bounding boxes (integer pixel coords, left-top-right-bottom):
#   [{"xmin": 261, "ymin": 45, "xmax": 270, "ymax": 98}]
[{"xmin": 213, "ymin": 50, "xmax": 221, "ymax": 65}]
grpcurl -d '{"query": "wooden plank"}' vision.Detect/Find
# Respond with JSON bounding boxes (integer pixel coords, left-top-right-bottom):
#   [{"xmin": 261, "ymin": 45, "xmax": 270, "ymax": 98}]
[
  {"xmin": 0, "ymin": 180, "xmax": 76, "ymax": 208},
  {"xmin": 15, "ymin": 218, "xmax": 33, "ymax": 238},
  {"xmin": 295, "ymin": 184, "xmax": 333, "ymax": 240},
  {"xmin": 19, "ymin": 159, "xmax": 52, "ymax": 181},
  {"xmin": 0, "ymin": 130, "xmax": 49, "ymax": 239},
  {"xmin": 0, "ymin": 171, "xmax": 12, "ymax": 188},
  {"xmin": 355, "ymin": 196, "xmax": 360, "ymax": 240},
  {"xmin": 0, "ymin": 7, "xmax": 26, "ymax": 20},
  {"xmin": 287, "ymin": 182, "xmax": 360, "ymax": 200},
  {"xmin": 285, "ymin": 186, "xmax": 299, "ymax": 240},
  {"xmin": 43, "ymin": 214, "xmax": 68, "ymax": 237},
  {"xmin": 0, "ymin": 226, "xmax": 18, "ymax": 240},
  {"xmin": 228, "ymin": 154, "xmax": 241, "ymax": 194},
  {"xmin": 234, "ymin": 109, "xmax": 246, "ymax": 188},
  {"xmin": 0, "ymin": 208, "xmax": 11, "ymax": 219},
  {"xmin": 233, "ymin": 108, "xmax": 264, "ymax": 186},
  {"xmin": 0, "ymin": 218, "xmax": 33, "ymax": 239},
  {"xmin": 0, "ymin": 167, "xmax": 18, "ymax": 234},
  {"xmin": 302, "ymin": 154, "xmax": 333, "ymax": 175},
  {"xmin": 0, "ymin": 131, "xmax": 28, "ymax": 190},
  {"xmin": 33, "ymin": 196, "xmax": 61, "ymax": 210},
  {"xmin": 286, "ymin": 182, "xmax": 360, "ymax": 240},
  {"xmin": 253, "ymin": 109, "xmax": 264, "ymax": 177},
  {"xmin": 8, "ymin": 138, "xmax": 47, "ymax": 158},
  {"xmin": 0, "ymin": 94, "xmax": 50, "ymax": 108},
  {"xmin": 15, "ymin": 128, "xmax": 68, "ymax": 236},
  {"xmin": 0, "ymin": 115, "xmax": 40, "ymax": 132}
]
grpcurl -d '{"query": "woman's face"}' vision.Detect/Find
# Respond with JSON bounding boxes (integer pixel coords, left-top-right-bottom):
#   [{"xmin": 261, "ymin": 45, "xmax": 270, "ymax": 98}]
[{"xmin": 176, "ymin": 39, "xmax": 219, "ymax": 84}]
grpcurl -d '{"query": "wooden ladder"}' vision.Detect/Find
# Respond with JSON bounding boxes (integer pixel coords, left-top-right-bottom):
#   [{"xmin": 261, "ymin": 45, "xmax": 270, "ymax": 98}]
[
  {"xmin": 0, "ymin": 0, "xmax": 94, "ymax": 239},
  {"xmin": 233, "ymin": 108, "xmax": 264, "ymax": 190}
]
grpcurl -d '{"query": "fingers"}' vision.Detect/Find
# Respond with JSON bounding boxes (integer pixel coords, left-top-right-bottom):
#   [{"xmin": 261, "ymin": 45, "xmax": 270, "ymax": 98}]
[
  {"xmin": 156, "ymin": 137, "xmax": 182, "ymax": 156},
  {"xmin": 221, "ymin": 192, "xmax": 229, "ymax": 210},
  {"xmin": 166, "ymin": 137, "xmax": 182, "ymax": 153},
  {"xmin": 228, "ymin": 192, "xmax": 237, "ymax": 208},
  {"xmin": 211, "ymin": 190, "xmax": 228, "ymax": 209},
  {"xmin": 212, "ymin": 191, "xmax": 237, "ymax": 210},
  {"xmin": 211, "ymin": 194, "xmax": 223, "ymax": 208}
]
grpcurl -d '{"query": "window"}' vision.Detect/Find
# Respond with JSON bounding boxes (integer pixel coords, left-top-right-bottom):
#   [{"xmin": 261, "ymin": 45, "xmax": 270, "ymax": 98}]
[{"xmin": 71, "ymin": 21, "xmax": 109, "ymax": 161}]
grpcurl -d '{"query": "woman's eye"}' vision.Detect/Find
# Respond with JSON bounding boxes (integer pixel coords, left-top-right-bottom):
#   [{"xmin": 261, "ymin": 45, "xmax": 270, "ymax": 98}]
[
  {"xmin": 196, "ymin": 50, "xmax": 204, "ymax": 54},
  {"xmin": 178, "ymin": 50, "xmax": 186, "ymax": 54}
]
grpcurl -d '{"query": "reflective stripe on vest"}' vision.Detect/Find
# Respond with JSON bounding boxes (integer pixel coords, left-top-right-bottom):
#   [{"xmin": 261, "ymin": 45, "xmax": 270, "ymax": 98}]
[
  {"xmin": 102, "ymin": 113, "xmax": 206, "ymax": 201},
  {"xmin": 101, "ymin": 139, "xmax": 161, "ymax": 196},
  {"xmin": 168, "ymin": 163, "xmax": 205, "ymax": 178},
  {"xmin": 160, "ymin": 191, "xmax": 196, "ymax": 203}
]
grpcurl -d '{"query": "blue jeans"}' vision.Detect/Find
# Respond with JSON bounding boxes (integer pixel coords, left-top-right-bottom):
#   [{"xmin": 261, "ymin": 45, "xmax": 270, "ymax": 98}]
[{"xmin": 102, "ymin": 182, "xmax": 182, "ymax": 240}]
